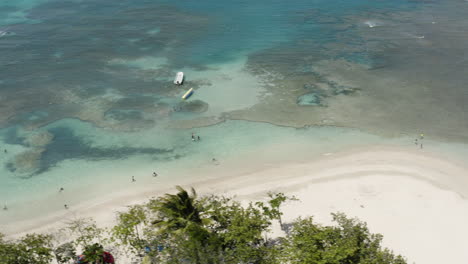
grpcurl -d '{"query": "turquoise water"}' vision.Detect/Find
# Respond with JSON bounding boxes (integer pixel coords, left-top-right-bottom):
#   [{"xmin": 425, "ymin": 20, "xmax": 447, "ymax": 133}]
[
  {"xmin": 0, "ymin": 119, "xmax": 411, "ymax": 226},
  {"xmin": 1, "ymin": 0, "xmax": 468, "ymax": 228}
]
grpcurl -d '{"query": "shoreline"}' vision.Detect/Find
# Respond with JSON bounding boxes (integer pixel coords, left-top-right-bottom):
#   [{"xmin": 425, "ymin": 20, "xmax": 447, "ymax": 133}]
[{"xmin": 2, "ymin": 144, "xmax": 468, "ymax": 263}]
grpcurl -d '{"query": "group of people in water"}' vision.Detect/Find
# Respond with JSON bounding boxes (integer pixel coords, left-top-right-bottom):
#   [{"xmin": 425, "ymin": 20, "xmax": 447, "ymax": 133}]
[
  {"xmin": 131, "ymin": 171, "xmax": 158, "ymax": 183},
  {"xmin": 191, "ymin": 133, "xmax": 201, "ymax": 141},
  {"xmin": 415, "ymin": 133, "xmax": 425, "ymax": 149}
]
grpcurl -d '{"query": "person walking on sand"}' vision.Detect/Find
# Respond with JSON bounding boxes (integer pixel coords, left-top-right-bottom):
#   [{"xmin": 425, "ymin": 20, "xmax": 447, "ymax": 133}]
[
  {"xmin": 3, "ymin": 204, "xmax": 7, "ymax": 211},
  {"xmin": 64, "ymin": 204, "xmax": 68, "ymax": 209},
  {"xmin": 132, "ymin": 176, "xmax": 136, "ymax": 182}
]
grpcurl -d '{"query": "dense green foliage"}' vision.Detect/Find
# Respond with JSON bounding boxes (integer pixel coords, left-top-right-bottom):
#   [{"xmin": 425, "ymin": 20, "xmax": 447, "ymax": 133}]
[
  {"xmin": 111, "ymin": 204, "xmax": 148, "ymax": 255},
  {"xmin": 0, "ymin": 186, "xmax": 407, "ymax": 264},
  {"xmin": 281, "ymin": 214, "xmax": 407, "ymax": 264},
  {"xmin": 0, "ymin": 233, "xmax": 54, "ymax": 264},
  {"xmin": 54, "ymin": 242, "xmax": 76, "ymax": 264},
  {"xmin": 81, "ymin": 243, "xmax": 106, "ymax": 263}
]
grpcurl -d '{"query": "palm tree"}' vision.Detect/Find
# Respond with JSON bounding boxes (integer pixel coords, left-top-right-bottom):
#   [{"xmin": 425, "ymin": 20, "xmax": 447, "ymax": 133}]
[
  {"xmin": 148, "ymin": 186, "xmax": 212, "ymax": 264},
  {"xmin": 150, "ymin": 186, "xmax": 204, "ymax": 233}
]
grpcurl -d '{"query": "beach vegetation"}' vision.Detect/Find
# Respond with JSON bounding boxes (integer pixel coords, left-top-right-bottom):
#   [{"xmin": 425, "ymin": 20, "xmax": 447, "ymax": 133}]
[
  {"xmin": 0, "ymin": 233, "xmax": 54, "ymax": 264},
  {"xmin": 0, "ymin": 187, "xmax": 407, "ymax": 264},
  {"xmin": 256, "ymin": 191, "xmax": 297, "ymax": 230},
  {"xmin": 281, "ymin": 213, "xmax": 407, "ymax": 264},
  {"xmin": 147, "ymin": 186, "xmax": 206, "ymax": 232},
  {"xmin": 111, "ymin": 204, "xmax": 148, "ymax": 256},
  {"xmin": 63, "ymin": 218, "xmax": 105, "ymax": 248},
  {"xmin": 81, "ymin": 243, "xmax": 106, "ymax": 263},
  {"xmin": 53, "ymin": 242, "xmax": 76, "ymax": 264},
  {"xmin": 145, "ymin": 186, "xmax": 214, "ymax": 263},
  {"xmin": 201, "ymin": 196, "xmax": 274, "ymax": 263}
]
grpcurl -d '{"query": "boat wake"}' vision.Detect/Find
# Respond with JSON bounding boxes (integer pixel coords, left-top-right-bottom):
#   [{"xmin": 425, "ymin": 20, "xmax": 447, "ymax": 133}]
[
  {"xmin": 363, "ymin": 20, "xmax": 381, "ymax": 28},
  {"xmin": 0, "ymin": 29, "xmax": 11, "ymax": 37}
]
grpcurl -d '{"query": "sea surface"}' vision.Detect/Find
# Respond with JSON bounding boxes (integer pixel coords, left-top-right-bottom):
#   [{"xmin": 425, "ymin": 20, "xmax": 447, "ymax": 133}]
[{"xmin": 1, "ymin": 0, "xmax": 468, "ymax": 228}]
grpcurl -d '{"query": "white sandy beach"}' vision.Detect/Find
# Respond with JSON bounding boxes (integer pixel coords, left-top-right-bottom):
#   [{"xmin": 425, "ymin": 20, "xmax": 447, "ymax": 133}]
[{"xmin": 4, "ymin": 146, "xmax": 468, "ymax": 264}]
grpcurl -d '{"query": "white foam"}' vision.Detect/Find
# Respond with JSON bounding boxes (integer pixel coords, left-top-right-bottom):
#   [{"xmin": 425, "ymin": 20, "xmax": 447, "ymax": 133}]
[
  {"xmin": 364, "ymin": 20, "xmax": 381, "ymax": 28},
  {"xmin": 0, "ymin": 29, "xmax": 10, "ymax": 37}
]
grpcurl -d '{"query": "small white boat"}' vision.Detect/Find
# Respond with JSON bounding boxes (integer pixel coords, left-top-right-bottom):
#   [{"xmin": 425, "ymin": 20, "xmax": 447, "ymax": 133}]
[
  {"xmin": 174, "ymin": 72, "xmax": 184, "ymax": 85},
  {"xmin": 182, "ymin": 88, "xmax": 194, "ymax": 100}
]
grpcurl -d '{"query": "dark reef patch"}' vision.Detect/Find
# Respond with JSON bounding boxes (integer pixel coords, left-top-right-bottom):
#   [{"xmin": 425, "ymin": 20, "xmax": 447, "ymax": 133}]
[{"xmin": 6, "ymin": 126, "xmax": 174, "ymax": 176}]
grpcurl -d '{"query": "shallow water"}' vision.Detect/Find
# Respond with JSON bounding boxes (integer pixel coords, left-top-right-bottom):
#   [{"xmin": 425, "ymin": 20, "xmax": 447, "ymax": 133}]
[{"xmin": 1, "ymin": 0, "xmax": 468, "ymax": 227}]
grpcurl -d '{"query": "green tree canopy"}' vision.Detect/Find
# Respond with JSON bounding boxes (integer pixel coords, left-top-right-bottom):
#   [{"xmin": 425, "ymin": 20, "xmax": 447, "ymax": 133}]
[
  {"xmin": 0, "ymin": 233, "xmax": 54, "ymax": 264},
  {"xmin": 282, "ymin": 213, "xmax": 407, "ymax": 264},
  {"xmin": 148, "ymin": 186, "xmax": 207, "ymax": 233},
  {"xmin": 111, "ymin": 204, "xmax": 148, "ymax": 255}
]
